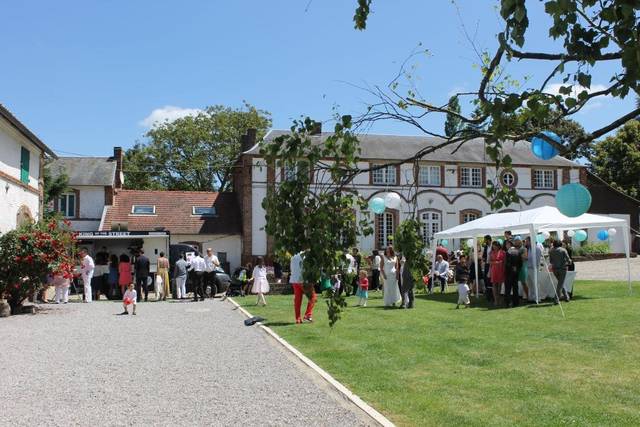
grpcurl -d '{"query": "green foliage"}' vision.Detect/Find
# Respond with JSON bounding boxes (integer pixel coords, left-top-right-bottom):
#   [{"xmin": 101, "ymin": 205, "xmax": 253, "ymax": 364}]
[
  {"xmin": 125, "ymin": 103, "xmax": 271, "ymax": 191},
  {"xmin": 261, "ymin": 115, "xmax": 372, "ymax": 326},
  {"xmin": 0, "ymin": 218, "xmax": 77, "ymax": 313},
  {"xmin": 353, "ymin": 0, "xmax": 372, "ymax": 30},
  {"xmin": 43, "ymin": 163, "xmax": 69, "ymax": 215},
  {"xmin": 394, "ymin": 219, "xmax": 428, "ymax": 281},
  {"xmin": 444, "ymin": 96, "xmax": 463, "ymax": 138},
  {"xmin": 574, "ymin": 243, "xmax": 610, "ymax": 256},
  {"xmin": 591, "ymin": 120, "xmax": 640, "ymax": 198}
]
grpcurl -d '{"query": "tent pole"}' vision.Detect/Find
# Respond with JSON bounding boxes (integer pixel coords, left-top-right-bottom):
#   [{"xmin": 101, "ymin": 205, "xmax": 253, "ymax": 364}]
[
  {"xmin": 431, "ymin": 239, "xmax": 437, "ymax": 294},
  {"xmin": 473, "ymin": 237, "xmax": 479, "ymax": 300},
  {"xmin": 623, "ymin": 223, "xmax": 632, "ymax": 295},
  {"xmin": 529, "ymin": 225, "xmax": 539, "ymax": 304}
]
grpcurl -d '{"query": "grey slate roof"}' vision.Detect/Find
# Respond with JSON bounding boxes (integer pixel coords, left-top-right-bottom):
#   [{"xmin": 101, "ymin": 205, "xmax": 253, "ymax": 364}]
[
  {"xmin": 249, "ymin": 130, "xmax": 581, "ymax": 167},
  {"xmin": 49, "ymin": 157, "xmax": 116, "ymax": 186}
]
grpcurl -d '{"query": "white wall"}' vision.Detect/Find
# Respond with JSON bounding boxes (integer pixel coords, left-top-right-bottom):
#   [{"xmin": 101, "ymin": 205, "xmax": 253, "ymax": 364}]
[
  {"xmin": 68, "ymin": 220, "xmax": 101, "ymax": 232},
  {"xmin": 0, "ymin": 119, "xmax": 42, "ymax": 233},
  {"xmin": 251, "ymin": 185, "xmax": 267, "ymax": 256},
  {"xmin": 78, "ymin": 186, "xmax": 105, "ymax": 219}
]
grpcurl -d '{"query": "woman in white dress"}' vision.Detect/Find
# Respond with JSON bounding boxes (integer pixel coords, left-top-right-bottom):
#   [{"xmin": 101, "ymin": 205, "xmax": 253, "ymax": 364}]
[
  {"xmin": 249, "ymin": 256, "xmax": 269, "ymax": 306},
  {"xmin": 380, "ymin": 246, "xmax": 401, "ymax": 307}
]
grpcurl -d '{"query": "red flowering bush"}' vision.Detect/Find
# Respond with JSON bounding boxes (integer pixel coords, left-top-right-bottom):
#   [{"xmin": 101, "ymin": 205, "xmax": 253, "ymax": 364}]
[{"xmin": 0, "ymin": 218, "xmax": 77, "ymax": 314}]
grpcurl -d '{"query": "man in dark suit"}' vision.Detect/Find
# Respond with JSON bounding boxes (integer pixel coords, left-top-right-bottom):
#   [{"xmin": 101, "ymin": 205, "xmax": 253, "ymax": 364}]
[{"xmin": 135, "ymin": 249, "xmax": 150, "ymax": 302}]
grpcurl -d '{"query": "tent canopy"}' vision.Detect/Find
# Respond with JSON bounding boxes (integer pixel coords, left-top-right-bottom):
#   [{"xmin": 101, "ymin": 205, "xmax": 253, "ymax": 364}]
[{"xmin": 434, "ymin": 206, "xmax": 626, "ymax": 240}]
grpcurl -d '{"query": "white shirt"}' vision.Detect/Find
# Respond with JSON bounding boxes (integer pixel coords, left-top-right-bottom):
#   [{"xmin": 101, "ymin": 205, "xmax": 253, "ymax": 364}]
[
  {"xmin": 289, "ymin": 253, "xmax": 304, "ymax": 283},
  {"xmin": 123, "ymin": 289, "xmax": 137, "ymax": 304},
  {"xmin": 345, "ymin": 253, "xmax": 356, "ymax": 274},
  {"xmin": 190, "ymin": 256, "xmax": 206, "ymax": 272},
  {"xmin": 373, "ymin": 255, "xmax": 381, "ymax": 271},
  {"xmin": 81, "ymin": 255, "xmax": 95, "ymax": 277},
  {"xmin": 434, "ymin": 260, "xmax": 449, "ymax": 278},
  {"xmin": 204, "ymin": 254, "xmax": 220, "ymax": 272},
  {"xmin": 253, "ymin": 265, "xmax": 268, "ymax": 281}
]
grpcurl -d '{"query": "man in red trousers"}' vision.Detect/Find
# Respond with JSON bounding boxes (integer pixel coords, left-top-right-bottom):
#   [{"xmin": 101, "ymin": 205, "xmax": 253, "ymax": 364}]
[{"xmin": 290, "ymin": 251, "xmax": 316, "ymax": 324}]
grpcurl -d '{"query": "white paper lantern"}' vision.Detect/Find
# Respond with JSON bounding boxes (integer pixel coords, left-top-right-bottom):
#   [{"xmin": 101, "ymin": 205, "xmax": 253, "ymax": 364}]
[
  {"xmin": 567, "ymin": 230, "xmax": 575, "ymax": 237},
  {"xmin": 384, "ymin": 192, "xmax": 402, "ymax": 210},
  {"xmin": 608, "ymin": 228, "xmax": 617, "ymax": 237},
  {"xmin": 542, "ymin": 231, "xmax": 551, "ymax": 239},
  {"xmin": 466, "ymin": 239, "xmax": 474, "ymax": 247}
]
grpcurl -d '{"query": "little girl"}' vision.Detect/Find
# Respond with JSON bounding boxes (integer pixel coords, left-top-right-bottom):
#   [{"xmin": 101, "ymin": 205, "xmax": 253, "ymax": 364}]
[
  {"xmin": 121, "ymin": 283, "xmax": 137, "ymax": 315},
  {"xmin": 456, "ymin": 255, "xmax": 471, "ymax": 309},
  {"xmin": 356, "ymin": 270, "xmax": 369, "ymax": 307},
  {"xmin": 249, "ymin": 257, "xmax": 269, "ymax": 306}
]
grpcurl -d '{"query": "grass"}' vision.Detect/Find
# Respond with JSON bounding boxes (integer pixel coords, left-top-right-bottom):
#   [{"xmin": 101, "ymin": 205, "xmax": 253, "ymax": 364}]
[{"xmin": 235, "ymin": 281, "xmax": 640, "ymax": 426}]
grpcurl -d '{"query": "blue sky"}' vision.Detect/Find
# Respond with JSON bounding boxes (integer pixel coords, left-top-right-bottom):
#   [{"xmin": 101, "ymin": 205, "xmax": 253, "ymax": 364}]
[{"xmin": 1, "ymin": 1, "xmax": 635, "ymax": 156}]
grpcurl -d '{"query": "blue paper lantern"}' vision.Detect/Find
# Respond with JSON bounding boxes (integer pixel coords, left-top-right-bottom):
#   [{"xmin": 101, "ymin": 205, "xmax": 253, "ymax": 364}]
[
  {"xmin": 531, "ymin": 131, "xmax": 561, "ymax": 160},
  {"xmin": 440, "ymin": 239, "xmax": 449, "ymax": 247},
  {"xmin": 574, "ymin": 229, "xmax": 588, "ymax": 242},
  {"xmin": 369, "ymin": 197, "xmax": 386, "ymax": 214},
  {"xmin": 556, "ymin": 183, "xmax": 592, "ymax": 217},
  {"xmin": 597, "ymin": 229, "xmax": 609, "ymax": 241},
  {"xmin": 536, "ymin": 234, "xmax": 545, "ymax": 244}
]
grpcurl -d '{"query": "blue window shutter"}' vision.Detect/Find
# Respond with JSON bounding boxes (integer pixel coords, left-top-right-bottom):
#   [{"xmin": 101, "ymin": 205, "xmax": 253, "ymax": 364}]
[{"xmin": 20, "ymin": 147, "xmax": 30, "ymax": 184}]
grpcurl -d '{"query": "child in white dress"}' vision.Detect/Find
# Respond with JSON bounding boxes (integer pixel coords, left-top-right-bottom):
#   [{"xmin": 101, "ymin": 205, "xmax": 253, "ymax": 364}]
[
  {"xmin": 121, "ymin": 283, "xmax": 137, "ymax": 315},
  {"xmin": 249, "ymin": 257, "xmax": 269, "ymax": 306}
]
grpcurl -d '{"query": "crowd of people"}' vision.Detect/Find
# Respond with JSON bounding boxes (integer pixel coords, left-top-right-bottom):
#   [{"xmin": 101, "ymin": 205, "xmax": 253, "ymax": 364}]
[{"xmin": 437, "ymin": 231, "xmax": 574, "ymax": 309}]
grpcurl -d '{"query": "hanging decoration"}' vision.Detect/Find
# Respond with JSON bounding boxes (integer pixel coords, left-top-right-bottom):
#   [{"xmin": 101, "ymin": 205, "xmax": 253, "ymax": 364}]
[
  {"xmin": 369, "ymin": 197, "xmax": 386, "ymax": 214},
  {"xmin": 597, "ymin": 230, "xmax": 609, "ymax": 241},
  {"xmin": 556, "ymin": 183, "xmax": 592, "ymax": 217},
  {"xmin": 531, "ymin": 131, "xmax": 561, "ymax": 160},
  {"xmin": 574, "ymin": 229, "xmax": 588, "ymax": 242},
  {"xmin": 384, "ymin": 192, "xmax": 402, "ymax": 210},
  {"xmin": 608, "ymin": 228, "xmax": 617, "ymax": 237},
  {"xmin": 466, "ymin": 238, "xmax": 474, "ymax": 247},
  {"xmin": 440, "ymin": 239, "xmax": 449, "ymax": 247},
  {"xmin": 567, "ymin": 230, "xmax": 576, "ymax": 237},
  {"xmin": 542, "ymin": 231, "xmax": 551, "ymax": 239},
  {"xmin": 496, "ymin": 238, "xmax": 504, "ymax": 246},
  {"xmin": 536, "ymin": 234, "xmax": 546, "ymax": 244}
]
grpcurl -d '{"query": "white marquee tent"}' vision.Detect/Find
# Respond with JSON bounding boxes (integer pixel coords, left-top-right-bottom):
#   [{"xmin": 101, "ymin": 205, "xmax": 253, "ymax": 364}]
[{"xmin": 433, "ymin": 206, "xmax": 632, "ymax": 301}]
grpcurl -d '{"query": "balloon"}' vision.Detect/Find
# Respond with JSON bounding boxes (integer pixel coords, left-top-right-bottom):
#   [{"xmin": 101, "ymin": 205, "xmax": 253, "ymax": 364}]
[
  {"xmin": 608, "ymin": 228, "xmax": 617, "ymax": 237},
  {"xmin": 369, "ymin": 197, "xmax": 386, "ymax": 214},
  {"xmin": 574, "ymin": 229, "xmax": 588, "ymax": 242},
  {"xmin": 466, "ymin": 238, "xmax": 474, "ymax": 247},
  {"xmin": 536, "ymin": 234, "xmax": 546, "ymax": 244},
  {"xmin": 123, "ymin": 297, "xmax": 131, "ymax": 305},
  {"xmin": 567, "ymin": 230, "xmax": 576, "ymax": 237},
  {"xmin": 384, "ymin": 192, "xmax": 402, "ymax": 210},
  {"xmin": 497, "ymin": 238, "xmax": 504, "ymax": 245},
  {"xmin": 441, "ymin": 239, "xmax": 449, "ymax": 247},
  {"xmin": 556, "ymin": 183, "xmax": 592, "ymax": 217},
  {"xmin": 515, "ymin": 235, "xmax": 522, "ymax": 240},
  {"xmin": 542, "ymin": 231, "xmax": 551, "ymax": 239},
  {"xmin": 597, "ymin": 230, "xmax": 609, "ymax": 241},
  {"xmin": 531, "ymin": 131, "xmax": 561, "ymax": 160}
]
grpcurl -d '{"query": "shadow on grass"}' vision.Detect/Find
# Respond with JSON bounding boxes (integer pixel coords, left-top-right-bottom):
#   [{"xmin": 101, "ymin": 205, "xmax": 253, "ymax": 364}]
[{"xmin": 263, "ymin": 321, "xmax": 297, "ymax": 327}]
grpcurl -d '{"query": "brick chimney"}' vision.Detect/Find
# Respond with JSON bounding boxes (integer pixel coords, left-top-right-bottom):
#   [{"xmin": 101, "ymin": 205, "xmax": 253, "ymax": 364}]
[
  {"xmin": 310, "ymin": 121, "xmax": 322, "ymax": 135},
  {"xmin": 241, "ymin": 128, "xmax": 257, "ymax": 152},
  {"xmin": 113, "ymin": 146, "xmax": 124, "ymax": 189}
]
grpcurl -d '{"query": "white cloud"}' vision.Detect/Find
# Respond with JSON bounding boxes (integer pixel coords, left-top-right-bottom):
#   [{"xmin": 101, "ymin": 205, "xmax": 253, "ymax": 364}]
[
  {"xmin": 139, "ymin": 105, "xmax": 202, "ymax": 128},
  {"xmin": 544, "ymin": 83, "xmax": 609, "ymax": 98}
]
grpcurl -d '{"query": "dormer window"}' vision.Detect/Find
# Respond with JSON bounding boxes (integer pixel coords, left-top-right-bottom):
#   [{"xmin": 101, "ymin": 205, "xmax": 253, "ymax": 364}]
[
  {"xmin": 193, "ymin": 206, "xmax": 216, "ymax": 216},
  {"xmin": 131, "ymin": 205, "xmax": 155, "ymax": 215}
]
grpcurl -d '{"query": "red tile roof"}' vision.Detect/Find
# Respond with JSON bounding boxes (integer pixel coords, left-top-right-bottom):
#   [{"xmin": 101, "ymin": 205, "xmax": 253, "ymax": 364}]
[{"xmin": 101, "ymin": 190, "xmax": 241, "ymax": 235}]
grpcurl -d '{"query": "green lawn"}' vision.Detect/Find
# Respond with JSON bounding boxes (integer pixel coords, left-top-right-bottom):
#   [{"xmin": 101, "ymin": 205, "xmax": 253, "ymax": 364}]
[{"xmin": 235, "ymin": 282, "xmax": 640, "ymax": 426}]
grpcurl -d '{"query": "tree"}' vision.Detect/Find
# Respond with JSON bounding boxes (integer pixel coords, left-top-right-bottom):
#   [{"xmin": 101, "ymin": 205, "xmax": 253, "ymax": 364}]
[
  {"xmin": 125, "ymin": 103, "xmax": 271, "ymax": 191},
  {"xmin": 351, "ymin": 1, "xmax": 640, "ymax": 208},
  {"xmin": 444, "ymin": 96, "xmax": 463, "ymax": 138},
  {"xmin": 591, "ymin": 120, "xmax": 640, "ymax": 198},
  {"xmin": 43, "ymin": 163, "xmax": 68, "ymax": 207},
  {"xmin": 261, "ymin": 116, "xmax": 372, "ymax": 326}
]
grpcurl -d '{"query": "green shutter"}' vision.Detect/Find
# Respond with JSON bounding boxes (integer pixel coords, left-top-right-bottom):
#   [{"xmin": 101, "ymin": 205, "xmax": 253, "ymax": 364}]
[{"xmin": 20, "ymin": 147, "xmax": 30, "ymax": 184}]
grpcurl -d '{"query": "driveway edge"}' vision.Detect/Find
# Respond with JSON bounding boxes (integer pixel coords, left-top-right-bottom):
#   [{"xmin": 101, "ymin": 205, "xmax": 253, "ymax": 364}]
[{"xmin": 227, "ymin": 297, "xmax": 395, "ymax": 427}]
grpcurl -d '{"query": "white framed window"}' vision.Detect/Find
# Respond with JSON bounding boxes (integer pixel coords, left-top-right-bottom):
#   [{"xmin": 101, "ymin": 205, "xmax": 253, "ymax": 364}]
[
  {"xmin": 192, "ymin": 206, "xmax": 216, "ymax": 216},
  {"xmin": 376, "ymin": 212, "xmax": 395, "ymax": 249},
  {"xmin": 372, "ymin": 165, "xmax": 397, "ymax": 185},
  {"xmin": 461, "ymin": 209, "xmax": 481, "ymax": 224},
  {"xmin": 501, "ymin": 171, "xmax": 516, "ymax": 187},
  {"xmin": 131, "ymin": 205, "xmax": 155, "ymax": 215},
  {"xmin": 419, "ymin": 165, "xmax": 441, "ymax": 186},
  {"xmin": 460, "ymin": 167, "xmax": 482, "ymax": 187},
  {"xmin": 533, "ymin": 169, "xmax": 555, "ymax": 189},
  {"xmin": 420, "ymin": 210, "xmax": 441, "ymax": 246},
  {"xmin": 283, "ymin": 164, "xmax": 298, "ymax": 181},
  {"xmin": 57, "ymin": 193, "xmax": 76, "ymax": 218}
]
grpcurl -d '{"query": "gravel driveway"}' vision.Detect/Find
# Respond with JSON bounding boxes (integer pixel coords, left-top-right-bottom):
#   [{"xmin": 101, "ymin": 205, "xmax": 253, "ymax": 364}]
[
  {"xmin": 0, "ymin": 299, "xmax": 372, "ymax": 426},
  {"xmin": 575, "ymin": 257, "xmax": 640, "ymax": 281}
]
